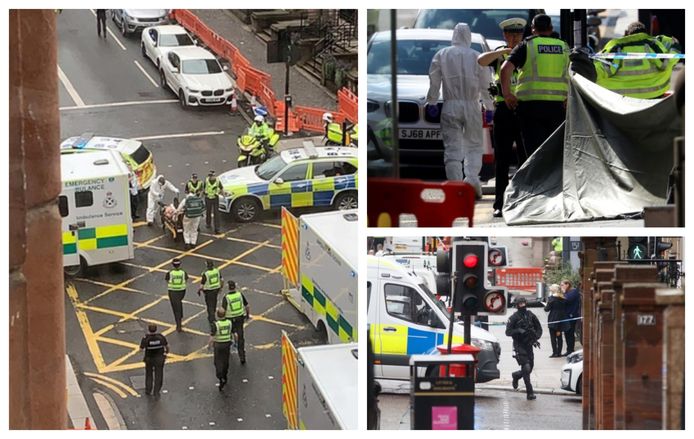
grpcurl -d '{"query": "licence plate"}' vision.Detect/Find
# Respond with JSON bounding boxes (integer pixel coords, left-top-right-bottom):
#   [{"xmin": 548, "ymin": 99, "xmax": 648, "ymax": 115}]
[
  {"xmin": 205, "ymin": 98, "xmax": 223, "ymax": 103},
  {"xmin": 399, "ymin": 128, "xmax": 441, "ymax": 140}
]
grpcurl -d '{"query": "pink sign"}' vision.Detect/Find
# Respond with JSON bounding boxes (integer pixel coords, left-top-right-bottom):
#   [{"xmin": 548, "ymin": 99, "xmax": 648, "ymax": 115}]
[{"xmin": 431, "ymin": 406, "xmax": 458, "ymax": 430}]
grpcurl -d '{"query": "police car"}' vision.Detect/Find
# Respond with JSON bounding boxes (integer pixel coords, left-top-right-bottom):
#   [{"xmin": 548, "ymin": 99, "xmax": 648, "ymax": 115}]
[
  {"xmin": 60, "ymin": 133, "xmax": 157, "ymax": 191},
  {"xmin": 218, "ymin": 144, "xmax": 358, "ymax": 222}
]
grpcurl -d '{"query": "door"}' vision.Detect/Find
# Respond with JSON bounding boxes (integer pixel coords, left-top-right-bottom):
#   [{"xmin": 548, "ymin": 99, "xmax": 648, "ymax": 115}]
[
  {"xmin": 59, "ymin": 193, "xmax": 80, "ymax": 267},
  {"xmin": 366, "ymin": 280, "xmax": 382, "ymax": 378},
  {"xmin": 271, "ymin": 163, "xmax": 309, "ymax": 208},
  {"xmin": 145, "ymin": 28, "xmax": 157, "ymax": 60},
  {"xmin": 166, "ymin": 52, "xmax": 181, "ymax": 92}
]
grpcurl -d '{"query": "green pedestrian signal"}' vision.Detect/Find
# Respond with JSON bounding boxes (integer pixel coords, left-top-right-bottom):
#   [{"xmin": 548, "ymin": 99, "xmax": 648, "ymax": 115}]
[{"xmin": 631, "ymin": 244, "xmax": 646, "ymax": 259}]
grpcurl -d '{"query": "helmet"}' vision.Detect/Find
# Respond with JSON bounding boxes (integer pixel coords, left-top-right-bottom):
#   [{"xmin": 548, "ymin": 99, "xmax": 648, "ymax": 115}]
[
  {"xmin": 515, "ymin": 296, "xmax": 527, "ymax": 306},
  {"xmin": 322, "ymin": 112, "xmax": 333, "ymax": 124},
  {"xmin": 254, "ymin": 115, "xmax": 264, "ymax": 123}
]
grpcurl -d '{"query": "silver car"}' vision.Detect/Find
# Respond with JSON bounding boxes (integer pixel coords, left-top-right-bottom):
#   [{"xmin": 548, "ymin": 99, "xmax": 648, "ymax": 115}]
[
  {"xmin": 367, "ymin": 29, "xmax": 494, "ymax": 180},
  {"xmin": 111, "ymin": 9, "xmax": 170, "ymax": 37}
]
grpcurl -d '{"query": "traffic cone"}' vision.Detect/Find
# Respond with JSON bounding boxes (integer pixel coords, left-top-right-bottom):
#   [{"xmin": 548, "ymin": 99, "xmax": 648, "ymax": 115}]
[
  {"xmin": 84, "ymin": 417, "xmax": 92, "ymax": 430},
  {"xmin": 230, "ymin": 95, "xmax": 238, "ymax": 113}
]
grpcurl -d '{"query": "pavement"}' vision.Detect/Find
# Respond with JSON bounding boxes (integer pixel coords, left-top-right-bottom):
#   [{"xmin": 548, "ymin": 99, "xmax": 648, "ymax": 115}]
[
  {"xmin": 192, "ymin": 9, "xmax": 338, "ymax": 110},
  {"xmin": 58, "ymin": 10, "xmax": 333, "ymax": 429}
]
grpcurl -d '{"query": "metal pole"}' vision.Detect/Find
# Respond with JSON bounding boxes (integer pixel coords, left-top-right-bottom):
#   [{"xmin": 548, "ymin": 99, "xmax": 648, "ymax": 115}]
[
  {"xmin": 284, "ymin": 47, "xmax": 290, "ymax": 136},
  {"xmin": 445, "ymin": 277, "xmax": 456, "ymax": 376},
  {"xmin": 463, "ymin": 315, "xmax": 471, "ymax": 349},
  {"xmin": 389, "ymin": 9, "xmax": 399, "ymax": 178}
]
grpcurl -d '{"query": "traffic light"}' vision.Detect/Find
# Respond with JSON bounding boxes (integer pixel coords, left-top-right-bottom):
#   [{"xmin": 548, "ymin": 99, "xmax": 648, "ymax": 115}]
[
  {"xmin": 443, "ymin": 241, "xmax": 507, "ymax": 315},
  {"xmin": 627, "ymin": 237, "xmax": 648, "ymax": 260}
]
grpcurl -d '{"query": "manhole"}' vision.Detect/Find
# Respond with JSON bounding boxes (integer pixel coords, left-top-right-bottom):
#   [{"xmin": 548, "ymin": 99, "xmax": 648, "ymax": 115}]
[{"xmin": 114, "ymin": 319, "xmax": 147, "ymax": 334}]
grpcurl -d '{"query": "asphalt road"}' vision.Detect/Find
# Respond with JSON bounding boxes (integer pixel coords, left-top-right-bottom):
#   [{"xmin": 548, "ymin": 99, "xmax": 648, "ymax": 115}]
[{"xmin": 58, "ymin": 10, "xmax": 327, "ymax": 429}]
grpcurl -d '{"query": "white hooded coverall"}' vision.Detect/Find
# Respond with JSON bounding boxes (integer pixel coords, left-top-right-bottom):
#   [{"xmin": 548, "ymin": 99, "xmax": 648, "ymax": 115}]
[
  {"xmin": 146, "ymin": 175, "xmax": 180, "ymax": 223},
  {"xmin": 427, "ymin": 23, "xmax": 493, "ymax": 192}
]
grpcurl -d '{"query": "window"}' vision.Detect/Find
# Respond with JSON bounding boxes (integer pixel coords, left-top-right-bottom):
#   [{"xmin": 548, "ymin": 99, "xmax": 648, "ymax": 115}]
[
  {"xmin": 129, "ymin": 144, "xmax": 151, "ymax": 165},
  {"xmin": 168, "ymin": 52, "xmax": 179, "ymax": 68},
  {"xmin": 278, "ymin": 163, "xmax": 308, "ymax": 182},
  {"xmin": 181, "ymin": 59, "xmax": 222, "ymax": 75},
  {"xmin": 58, "ymin": 195, "xmax": 68, "ymax": 217},
  {"xmin": 384, "ymin": 283, "xmax": 436, "ymax": 326},
  {"xmin": 312, "ymin": 161, "xmax": 340, "ymax": 178},
  {"xmin": 75, "ymin": 191, "xmax": 93, "ymax": 208},
  {"xmin": 341, "ymin": 161, "xmax": 357, "ymax": 175},
  {"xmin": 149, "ymin": 28, "xmax": 157, "ymax": 43},
  {"xmin": 159, "ymin": 33, "xmax": 194, "ymax": 47}
]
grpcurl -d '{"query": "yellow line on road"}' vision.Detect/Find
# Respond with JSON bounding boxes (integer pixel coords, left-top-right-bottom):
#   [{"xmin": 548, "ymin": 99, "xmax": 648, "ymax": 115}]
[
  {"xmin": 94, "ymin": 296, "xmax": 166, "ymax": 337},
  {"xmin": 222, "ymin": 235, "xmax": 281, "ymax": 249},
  {"xmin": 232, "ymin": 260, "xmax": 277, "ymax": 273},
  {"xmin": 136, "ymin": 243, "xmax": 228, "ymax": 263},
  {"xmin": 97, "ymin": 336, "xmax": 140, "ymax": 350},
  {"xmin": 258, "ymin": 222, "xmax": 282, "ymax": 229},
  {"xmin": 84, "ymin": 372, "xmax": 139, "ymax": 397},
  {"xmin": 88, "ymin": 377, "xmax": 128, "ymax": 398},
  {"xmin": 134, "ymin": 234, "xmax": 166, "ymax": 247},
  {"xmin": 66, "ymin": 283, "xmax": 107, "ymax": 372},
  {"xmin": 217, "ymin": 240, "xmax": 272, "ymax": 272},
  {"xmin": 250, "ymin": 315, "xmax": 304, "ymax": 329}
]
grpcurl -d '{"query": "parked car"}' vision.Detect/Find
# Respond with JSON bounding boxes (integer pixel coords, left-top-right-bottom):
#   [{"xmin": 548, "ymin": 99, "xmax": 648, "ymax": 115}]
[
  {"xmin": 367, "ymin": 29, "xmax": 494, "ymax": 180},
  {"xmin": 159, "ymin": 46, "xmax": 235, "ymax": 108},
  {"xmin": 560, "ymin": 349, "xmax": 583, "ymax": 394},
  {"xmin": 111, "ymin": 9, "xmax": 170, "ymax": 37},
  {"xmin": 141, "ymin": 25, "xmax": 196, "ymax": 68}
]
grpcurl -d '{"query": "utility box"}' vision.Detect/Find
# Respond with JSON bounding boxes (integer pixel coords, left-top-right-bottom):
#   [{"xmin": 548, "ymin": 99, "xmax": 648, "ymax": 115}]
[{"xmin": 410, "ymin": 354, "xmax": 475, "ymax": 430}]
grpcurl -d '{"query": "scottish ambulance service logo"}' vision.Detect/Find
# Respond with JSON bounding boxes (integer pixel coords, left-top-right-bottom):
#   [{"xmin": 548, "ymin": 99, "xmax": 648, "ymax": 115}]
[{"xmin": 103, "ymin": 192, "xmax": 117, "ymax": 208}]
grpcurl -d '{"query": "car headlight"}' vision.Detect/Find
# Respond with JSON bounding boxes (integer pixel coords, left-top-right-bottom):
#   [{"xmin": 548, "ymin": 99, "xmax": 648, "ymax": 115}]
[
  {"xmin": 470, "ymin": 338, "xmax": 493, "ymax": 351},
  {"xmin": 123, "ymin": 12, "xmax": 133, "ymax": 21},
  {"xmin": 186, "ymin": 88, "xmax": 200, "ymax": 93},
  {"xmin": 223, "ymin": 190, "xmax": 232, "ymax": 198},
  {"xmin": 225, "ymin": 87, "xmax": 233, "ymax": 92},
  {"xmin": 367, "ymin": 99, "xmax": 380, "ymax": 113},
  {"xmin": 567, "ymin": 351, "xmax": 583, "ymax": 364}
]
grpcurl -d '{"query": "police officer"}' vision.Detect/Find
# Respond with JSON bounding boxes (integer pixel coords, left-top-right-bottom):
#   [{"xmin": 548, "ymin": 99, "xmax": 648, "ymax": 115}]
[
  {"xmin": 210, "ymin": 307, "xmax": 233, "ymax": 390},
  {"xmin": 222, "ymin": 280, "xmax": 250, "ymax": 364},
  {"xmin": 500, "ymin": 14, "xmax": 569, "ymax": 159},
  {"xmin": 595, "ymin": 22, "xmax": 679, "ymax": 99},
  {"xmin": 139, "ymin": 324, "xmax": 169, "ymax": 396},
  {"xmin": 505, "ymin": 297, "xmax": 543, "ymax": 400},
  {"xmin": 177, "ymin": 188, "xmax": 205, "ymax": 249},
  {"xmin": 96, "ymin": 9, "xmax": 107, "ymax": 39},
  {"xmin": 478, "ymin": 17, "xmax": 527, "ymax": 217},
  {"xmin": 204, "ymin": 171, "xmax": 223, "ymax": 234},
  {"xmin": 186, "ymin": 172, "xmax": 203, "ymax": 195},
  {"xmin": 165, "ymin": 258, "xmax": 188, "ymax": 332},
  {"xmin": 199, "ymin": 260, "xmax": 223, "ymax": 330}
]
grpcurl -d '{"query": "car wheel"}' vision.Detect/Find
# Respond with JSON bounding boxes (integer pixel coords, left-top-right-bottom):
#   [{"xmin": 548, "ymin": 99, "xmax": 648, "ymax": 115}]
[
  {"xmin": 160, "ymin": 69, "xmax": 167, "ymax": 88},
  {"xmin": 333, "ymin": 191, "xmax": 357, "ymax": 210},
  {"xmin": 179, "ymin": 89, "xmax": 187, "ymax": 109},
  {"xmin": 121, "ymin": 19, "xmax": 127, "ymax": 36},
  {"xmin": 141, "ymin": 43, "xmax": 146, "ymax": 58},
  {"xmin": 231, "ymin": 197, "xmax": 260, "ymax": 222},
  {"xmin": 576, "ymin": 375, "xmax": 582, "ymax": 395}
]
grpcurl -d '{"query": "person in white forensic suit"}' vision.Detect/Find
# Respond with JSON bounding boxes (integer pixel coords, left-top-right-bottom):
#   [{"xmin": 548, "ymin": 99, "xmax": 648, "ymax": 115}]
[{"xmin": 147, "ymin": 175, "xmax": 180, "ymax": 226}]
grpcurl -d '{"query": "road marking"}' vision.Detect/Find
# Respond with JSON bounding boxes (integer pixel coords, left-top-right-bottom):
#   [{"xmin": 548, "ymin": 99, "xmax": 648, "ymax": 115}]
[
  {"xmin": 134, "ymin": 131, "xmax": 226, "ymax": 141},
  {"xmin": 251, "ymin": 315, "xmax": 303, "ymax": 330},
  {"xmin": 502, "ymin": 398, "xmax": 510, "ymax": 430},
  {"xmin": 133, "ymin": 60, "xmax": 159, "ymax": 88},
  {"xmin": 57, "ymin": 65, "xmax": 86, "ymax": 107},
  {"xmin": 88, "ymin": 9, "xmax": 127, "ymax": 50},
  {"xmin": 60, "ymin": 99, "xmax": 178, "ymax": 111},
  {"xmin": 88, "ymin": 377, "xmax": 128, "ymax": 398},
  {"xmin": 84, "ymin": 372, "xmax": 139, "ymax": 397},
  {"xmin": 66, "ymin": 283, "xmax": 107, "ymax": 371},
  {"xmin": 93, "ymin": 392, "xmax": 126, "ymax": 429},
  {"xmin": 258, "ymin": 222, "xmax": 282, "ymax": 229},
  {"xmin": 134, "ymin": 233, "xmax": 166, "ymax": 247}
]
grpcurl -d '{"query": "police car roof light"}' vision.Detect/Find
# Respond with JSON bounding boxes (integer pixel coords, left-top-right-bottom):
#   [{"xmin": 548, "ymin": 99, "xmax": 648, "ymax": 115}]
[
  {"xmin": 302, "ymin": 142, "xmax": 318, "ymax": 159},
  {"xmin": 73, "ymin": 132, "xmax": 95, "ymax": 149}
]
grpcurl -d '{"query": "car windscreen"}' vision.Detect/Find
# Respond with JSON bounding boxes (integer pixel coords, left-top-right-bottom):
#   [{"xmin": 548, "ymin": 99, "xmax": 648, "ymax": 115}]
[
  {"xmin": 129, "ymin": 144, "xmax": 151, "ymax": 165},
  {"xmin": 255, "ymin": 155, "xmax": 288, "ymax": 180},
  {"xmin": 160, "ymin": 33, "xmax": 194, "ymax": 47},
  {"xmin": 415, "ymin": 9, "xmax": 530, "ymax": 42},
  {"xmin": 419, "ymin": 283, "xmax": 448, "ymax": 316},
  {"xmin": 368, "ymin": 39, "xmax": 449, "ymax": 75},
  {"xmin": 181, "ymin": 59, "xmax": 222, "ymax": 74}
]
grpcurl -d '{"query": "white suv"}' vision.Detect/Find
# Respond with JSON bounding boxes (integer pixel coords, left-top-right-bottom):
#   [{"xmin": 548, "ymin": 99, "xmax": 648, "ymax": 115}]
[
  {"xmin": 141, "ymin": 25, "xmax": 196, "ymax": 68},
  {"xmin": 159, "ymin": 46, "xmax": 234, "ymax": 109}
]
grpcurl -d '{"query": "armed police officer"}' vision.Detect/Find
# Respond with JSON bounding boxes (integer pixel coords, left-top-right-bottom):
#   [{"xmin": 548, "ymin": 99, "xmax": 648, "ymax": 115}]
[
  {"xmin": 139, "ymin": 324, "xmax": 169, "ymax": 396},
  {"xmin": 505, "ymin": 297, "xmax": 543, "ymax": 400}
]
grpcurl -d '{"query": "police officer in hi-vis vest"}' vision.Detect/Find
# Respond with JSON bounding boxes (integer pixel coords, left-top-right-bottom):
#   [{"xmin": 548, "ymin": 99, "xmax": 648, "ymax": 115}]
[
  {"xmin": 500, "ymin": 14, "xmax": 569, "ymax": 159},
  {"xmin": 199, "ymin": 260, "xmax": 223, "ymax": 331},
  {"xmin": 165, "ymin": 258, "xmax": 189, "ymax": 332},
  {"xmin": 204, "ymin": 170, "xmax": 223, "ymax": 234},
  {"xmin": 221, "ymin": 280, "xmax": 249, "ymax": 364},
  {"xmin": 210, "ymin": 307, "xmax": 233, "ymax": 390}
]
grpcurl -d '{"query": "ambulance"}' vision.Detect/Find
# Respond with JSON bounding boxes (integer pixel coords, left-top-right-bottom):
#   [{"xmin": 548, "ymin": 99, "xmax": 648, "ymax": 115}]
[
  {"xmin": 60, "ymin": 133, "xmax": 157, "ymax": 191},
  {"xmin": 282, "ymin": 209, "xmax": 358, "ymax": 344},
  {"xmin": 60, "ymin": 150, "xmax": 135, "ymax": 275},
  {"xmin": 367, "ymin": 255, "xmax": 501, "ymax": 382}
]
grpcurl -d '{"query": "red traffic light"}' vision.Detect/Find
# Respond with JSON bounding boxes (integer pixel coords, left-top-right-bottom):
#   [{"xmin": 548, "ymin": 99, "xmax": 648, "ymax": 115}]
[
  {"xmin": 463, "ymin": 254, "xmax": 479, "ymax": 268},
  {"xmin": 463, "ymin": 274, "xmax": 478, "ymax": 289}
]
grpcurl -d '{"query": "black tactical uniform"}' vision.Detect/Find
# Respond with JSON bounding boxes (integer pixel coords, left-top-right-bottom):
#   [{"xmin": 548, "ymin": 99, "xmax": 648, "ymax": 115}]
[
  {"xmin": 505, "ymin": 299, "xmax": 543, "ymax": 399},
  {"xmin": 139, "ymin": 331, "xmax": 169, "ymax": 395}
]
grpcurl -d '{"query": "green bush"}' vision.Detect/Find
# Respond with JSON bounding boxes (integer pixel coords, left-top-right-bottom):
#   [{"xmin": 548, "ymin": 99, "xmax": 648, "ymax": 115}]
[{"xmin": 544, "ymin": 263, "xmax": 580, "ymax": 288}]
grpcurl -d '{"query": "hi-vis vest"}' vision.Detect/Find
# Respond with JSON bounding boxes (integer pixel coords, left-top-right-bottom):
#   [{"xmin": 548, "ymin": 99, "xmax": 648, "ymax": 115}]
[
  {"xmin": 184, "ymin": 195, "xmax": 205, "ymax": 218},
  {"xmin": 493, "ymin": 50, "xmax": 518, "ymax": 103},
  {"xmin": 168, "ymin": 269, "xmax": 186, "ymax": 291},
  {"xmin": 225, "ymin": 291, "xmax": 246, "ymax": 318},
  {"xmin": 214, "ymin": 319, "xmax": 232, "ymax": 343},
  {"xmin": 187, "ymin": 179, "xmax": 203, "ymax": 194},
  {"xmin": 205, "ymin": 178, "xmax": 222, "ymax": 199},
  {"xmin": 516, "ymin": 36, "xmax": 569, "ymax": 102},
  {"xmin": 203, "ymin": 268, "xmax": 221, "ymax": 290},
  {"xmin": 595, "ymin": 32, "xmax": 674, "ymax": 99}
]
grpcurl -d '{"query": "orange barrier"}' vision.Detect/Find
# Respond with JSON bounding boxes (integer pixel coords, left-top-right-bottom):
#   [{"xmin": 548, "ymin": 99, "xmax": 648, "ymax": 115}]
[
  {"xmin": 367, "ymin": 178, "xmax": 477, "ymax": 227},
  {"xmin": 170, "ymin": 9, "xmax": 357, "ymax": 135},
  {"xmin": 494, "ymin": 268, "xmax": 544, "ymax": 292}
]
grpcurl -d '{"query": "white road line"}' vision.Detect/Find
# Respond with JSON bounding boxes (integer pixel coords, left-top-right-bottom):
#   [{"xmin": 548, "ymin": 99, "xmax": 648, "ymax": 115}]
[
  {"xmin": 133, "ymin": 60, "xmax": 159, "ymax": 88},
  {"xmin": 90, "ymin": 8, "xmax": 126, "ymax": 50},
  {"xmin": 57, "ymin": 65, "xmax": 86, "ymax": 107},
  {"xmin": 134, "ymin": 131, "xmax": 226, "ymax": 141},
  {"xmin": 60, "ymin": 99, "xmax": 178, "ymax": 111}
]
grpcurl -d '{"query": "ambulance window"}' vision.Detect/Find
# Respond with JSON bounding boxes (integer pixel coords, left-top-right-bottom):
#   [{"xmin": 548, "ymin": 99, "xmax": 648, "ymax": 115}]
[
  {"xmin": 75, "ymin": 191, "xmax": 93, "ymax": 208},
  {"xmin": 278, "ymin": 163, "xmax": 308, "ymax": 182},
  {"xmin": 58, "ymin": 195, "xmax": 68, "ymax": 217}
]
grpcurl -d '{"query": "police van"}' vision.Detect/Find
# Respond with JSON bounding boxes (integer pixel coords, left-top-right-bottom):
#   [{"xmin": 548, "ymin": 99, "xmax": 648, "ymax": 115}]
[
  {"xmin": 60, "ymin": 150, "xmax": 134, "ymax": 275},
  {"xmin": 367, "ymin": 256, "xmax": 501, "ymax": 383}
]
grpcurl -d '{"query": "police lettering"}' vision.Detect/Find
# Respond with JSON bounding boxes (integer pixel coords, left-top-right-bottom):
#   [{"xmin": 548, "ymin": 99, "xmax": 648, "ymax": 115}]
[{"xmin": 537, "ymin": 45, "xmax": 563, "ymax": 54}]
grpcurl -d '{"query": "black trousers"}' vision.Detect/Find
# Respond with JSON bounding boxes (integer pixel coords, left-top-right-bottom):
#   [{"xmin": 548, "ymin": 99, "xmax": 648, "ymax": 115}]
[
  {"xmin": 203, "ymin": 289, "xmax": 220, "ymax": 328},
  {"xmin": 565, "ymin": 320, "xmax": 577, "ymax": 353},
  {"xmin": 549, "ymin": 327, "xmax": 564, "ymax": 356},
  {"xmin": 168, "ymin": 290, "xmax": 185, "ymax": 326},
  {"xmin": 96, "ymin": 12, "xmax": 107, "ymax": 37},
  {"xmin": 492, "ymin": 102, "xmax": 526, "ymax": 210},
  {"xmin": 144, "ymin": 355, "xmax": 165, "ymax": 394},
  {"xmin": 214, "ymin": 341, "xmax": 232, "ymax": 381},
  {"xmin": 231, "ymin": 317, "xmax": 245, "ymax": 361},
  {"xmin": 517, "ymin": 101, "xmax": 566, "ymax": 158},
  {"xmin": 130, "ymin": 193, "xmax": 139, "ymax": 218},
  {"xmin": 205, "ymin": 197, "xmax": 220, "ymax": 231},
  {"xmin": 512, "ymin": 344, "xmax": 535, "ymax": 396}
]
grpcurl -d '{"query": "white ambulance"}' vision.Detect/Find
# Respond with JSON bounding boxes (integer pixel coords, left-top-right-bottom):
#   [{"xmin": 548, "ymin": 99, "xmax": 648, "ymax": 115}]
[{"xmin": 60, "ymin": 150, "xmax": 134, "ymax": 274}]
